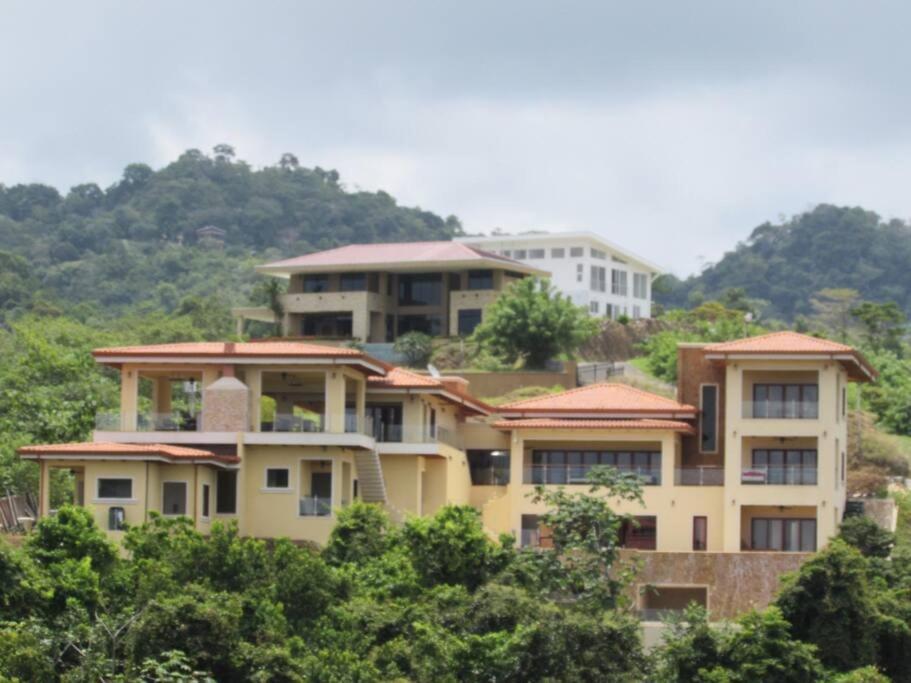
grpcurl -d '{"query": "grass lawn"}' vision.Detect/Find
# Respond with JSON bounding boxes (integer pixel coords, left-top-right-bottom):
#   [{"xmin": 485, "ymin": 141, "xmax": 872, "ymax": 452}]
[{"xmin": 628, "ymin": 356, "xmax": 652, "ymax": 375}]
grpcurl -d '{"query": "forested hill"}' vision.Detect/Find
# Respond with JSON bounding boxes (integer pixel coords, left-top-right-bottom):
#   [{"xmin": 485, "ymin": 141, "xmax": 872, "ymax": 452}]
[
  {"xmin": 656, "ymin": 204, "xmax": 911, "ymax": 320},
  {"xmin": 0, "ymin": 146, "xmax": 460, "ymax": 318}
]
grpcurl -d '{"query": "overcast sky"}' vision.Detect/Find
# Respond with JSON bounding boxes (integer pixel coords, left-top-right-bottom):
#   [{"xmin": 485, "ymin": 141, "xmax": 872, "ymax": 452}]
[{"xmin": 2, "ymin": 1, "xmax": 910, "ymax": 276}]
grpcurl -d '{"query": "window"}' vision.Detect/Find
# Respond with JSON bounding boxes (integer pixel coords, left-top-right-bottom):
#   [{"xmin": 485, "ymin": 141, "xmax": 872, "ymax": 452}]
[
  {"xmin": 551, "ymin": 247, "xmax": 565, "ymax": 258},
  {"xmin": 501, "ymin": 250, "xmax": 512, "ymax": 257},
  {"xmin": 749, "ymin": 450, "xmax": 818, "ymax": 485},
  {"xmin": 367, "ymin": 403, "xmax": 404, "ymax": 441},
  {"xmin": 303, "ymin": 274, "xmax": 329, "ymax": 293},
  {"xmin": 265, "ymin": 468, "xmax": 290, "ymax": 490},
  {"xmin": 467, "ymin": 450, "xmax": 510, "ymax": 485},
  {"xmin": 467, "ymin": 270, "xmax": 493, "ymax": 290},
  {"xmin": 751, "ymin": 518, "xmax": 816, "ymax": 551},
  {"xmin": 576, "ymin": 263, "xmax": 583, "ymax": 282},
  {"xmin": 632, "ymin": 305, "xmax": 641, "ymax": 318},
  {"xmin": 458, "ymin": 309, "xmax": 482, "ymax": 336},
  {"xmin": 528, "ymin": 248, "xmax": 545, "ymax": 259},
  {"xmin": 513, "ymin": 249, "xmax": 527, "ymax": 259},
  {"xmin": 97, "ymin": 478, "xmax": 132, "ymax": 500},
  {"xmin": 528, "ymin": 450, "xmax": 661, "ymax": 485},
  {"xmin": 591, "ymin": 248, "xmax": 606, "ymax": 259},
  {"xmin": 202, "ymin": 484, "xmax": 211, "ymax": 518},
  {"xmin": 397, "ymin": 314, "xmax": 442, "ymax": 336},
  {"xmin": 590, "ymin": 301, "xmax": 599, "ymax": 314},
  {"xmin": 590, "ymin": 265, "xmax": 606, "ymax": 292},
  {"xmin": 693, "ymin": 517, "xmax": 707, "ymax": 551},
  {"xmin": 842, "ymin": 386, "xmax": 847, "ymax": 418},
  {"xmin": 570, "ymin": 246, "xmax": 584, "ymax": 257},
  {"xmin": 605, "ymin": 303, "xmax": 614, "ymax": 319},
  {"xmin": 620, "ymin": 516, "xmax": 657, "ymax": 550},
  {"xmin": 633, "ymin": 272, "xmax": 648, "ymax": 299},
  {"xmin": 448, "ymin": 273, "xmax": 461, "ymax": 291},
  {"xmin": 216, "ymin": 470, "xmax": 237, "ymax": 514},
  {"xmin": 521, "ymin": 514, "xmax": 553, "ymax": 548},
  {"xmin": 611, "ymin": 269, "xmax": 628, "ymax": 296},
  {"xmin": 752, "ymin": 384, "xmax": 818, "ymax": 419},
  {"xmin": 699, "ymin": 385, "xmax": 718, "ymax": 453},
  {"xmin": 339, "ymin": 272, "xmax": 366, "ymax": 291},
  {"xmin": 162, "ymin": 482, "xmax": 187, "ymax": 515},
  {"xmin": 398, "ymin": 273, "xmax": 442, "ymax": 306}
]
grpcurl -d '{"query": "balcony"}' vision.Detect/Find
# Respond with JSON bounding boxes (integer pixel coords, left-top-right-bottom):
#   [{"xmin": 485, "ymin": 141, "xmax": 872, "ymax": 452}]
[
  {"xmin": 674, "ymin": 467, "xmax": 724, "ymax": 486},
  {"xmin": 742, "ymin": 400, "xmax": 819, "ymax": 420},
  {"xmin": 741, "ymin": 465, "xmax": 818, "ymax": 486},
  {"xmin": 261, "ymin": 414, "xmax": 325, "ymax": 433},
  {"xmin": 369, "ymin": 420, "xmax": 462, "ymax": 450}
]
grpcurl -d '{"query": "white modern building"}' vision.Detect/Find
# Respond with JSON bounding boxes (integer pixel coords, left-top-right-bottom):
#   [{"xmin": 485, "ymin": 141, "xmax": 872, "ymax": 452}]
[{"xmin": 456, "ymin": 231, "xmax": 662, "ymax": 319}]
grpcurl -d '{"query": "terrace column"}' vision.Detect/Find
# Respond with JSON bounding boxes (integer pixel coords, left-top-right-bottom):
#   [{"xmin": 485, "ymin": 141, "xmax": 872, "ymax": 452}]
[
  {"xmin": 153, "ymin": 377, "xmax": 172, "ymax": 415},
  {"xmin": 507, "ymin": 430, "xmax": 525, "ymax": 544},
  {"xmin": 120, "ymin": 366, "xmax": 139, "ymax": 431},
  {"xmin": 38, "ymin": 459, "xmax": 50, "ymax": 518},
  {"xmin": 246, "ymin": 369, "xmax": 262, "ymax": 431},
  {"xmin": 355, "ymin": 376, "xmax": 366, "ymax": 433},
  {"xmin": 660, "ymin": 433, "xmax": 675, "ymax": 487},
  {"xmin": 722, "ymin": 363, "xmax": 744, "ymax": 552},
  {"xmin": 324, "ymin": 371, "xmax": 346, "ymax": 433}
]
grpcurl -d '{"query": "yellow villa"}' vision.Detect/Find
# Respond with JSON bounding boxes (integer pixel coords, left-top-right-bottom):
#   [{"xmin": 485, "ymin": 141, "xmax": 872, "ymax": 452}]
[{"xmin": 18, "ymin": 331, "xmax": 876, "ymax": 619}]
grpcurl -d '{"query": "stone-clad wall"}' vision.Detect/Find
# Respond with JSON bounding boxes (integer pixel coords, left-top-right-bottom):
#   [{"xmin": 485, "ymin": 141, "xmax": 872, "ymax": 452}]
[
  {"xmin": 676, "ymin": 345, "xmax": 726, "ymax": 468},
  {"xmin": 621, "ymin": 550, "xmax": 810, "ymax": 619},
  {"xmin": 202, "ymin": 377, "xmax": 250, "ymax": 432}
]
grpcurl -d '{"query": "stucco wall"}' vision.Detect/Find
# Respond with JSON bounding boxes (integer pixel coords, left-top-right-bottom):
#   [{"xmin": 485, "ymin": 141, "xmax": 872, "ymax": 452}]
[{"xmin": 622, "ymin": 550, "xmax": 809, "ymax": 620}]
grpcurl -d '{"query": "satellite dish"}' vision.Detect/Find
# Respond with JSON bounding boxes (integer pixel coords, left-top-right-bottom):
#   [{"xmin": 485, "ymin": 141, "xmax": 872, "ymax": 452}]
[{"xmin": 427, "ymin": 364, "xmax": 441, "ymax": 378}]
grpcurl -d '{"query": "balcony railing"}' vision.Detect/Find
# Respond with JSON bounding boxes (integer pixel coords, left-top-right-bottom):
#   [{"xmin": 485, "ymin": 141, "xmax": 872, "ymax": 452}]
[
  {"xmin": 524, "ymin": 464, "xmax": 661, "ymax": 486},
  {"xmin": 742, "ymin": 400, "xmax": 819, "ymax": 420},
  {"xmin": 95, "ymin": 412, "xmax": 200, "ymax": 432},
  {"xmin": 369, "ymin": 421, "xmax": 462, "ymax": 449},
  {"xmin": 261, "ymin": 414, "xmax": 325, "ymax": 433},
  {"xmin": 299, "ymin": 496, "xmax": 332, "ymax": 517},
  {"xmin": 741, "ymin": 466, "xmax": 818, "ymax": 486},
  {"xmin": 469, "ymin": 467, "xmax": 510, "ymax": 486},
  {"xmin": 674, "ymin": 467, "xmax": 724, "ymax": 486}
]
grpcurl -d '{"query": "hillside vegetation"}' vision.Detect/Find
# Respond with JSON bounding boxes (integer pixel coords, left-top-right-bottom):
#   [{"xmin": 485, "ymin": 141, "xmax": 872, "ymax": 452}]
[
  {"xmin": 0, "ymin": 146, "xmax": 458, "ymax": 319},
  {"xmin": 657, "ymin": 204, "xmax": 911, "ymax": 321}
]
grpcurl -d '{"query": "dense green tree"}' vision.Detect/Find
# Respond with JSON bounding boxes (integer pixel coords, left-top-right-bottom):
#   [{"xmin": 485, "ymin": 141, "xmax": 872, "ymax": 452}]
[
  {"xmin": 839, "ymin": 515, "xmax": 896, "ymax": 558},
  {"xmin": 851, "ymin": 301, "xmax": 907, "ymax": 353},
  {"xmin": 472, "ymin": 277, "xmax": 599, "ymax": 368}
]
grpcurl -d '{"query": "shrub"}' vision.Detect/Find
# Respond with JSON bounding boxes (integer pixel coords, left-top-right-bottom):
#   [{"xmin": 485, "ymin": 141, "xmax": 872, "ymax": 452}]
[{"xmin": 394, "ymin": 332, "xmax": 434, "ymax": 367}]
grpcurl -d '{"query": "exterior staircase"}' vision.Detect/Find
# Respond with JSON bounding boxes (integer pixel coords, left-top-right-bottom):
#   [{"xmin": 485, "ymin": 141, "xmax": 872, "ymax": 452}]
[{"xmin": 353, "ymin": 450, "xmax": 388, "ymax": 504}]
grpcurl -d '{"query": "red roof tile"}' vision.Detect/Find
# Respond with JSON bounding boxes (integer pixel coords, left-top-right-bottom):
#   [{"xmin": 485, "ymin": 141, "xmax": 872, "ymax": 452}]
[
  {"xmin": 705, "ymin": 331, "xmax": 853, "ymax": 354},
  {"xmin": 18, "ymin": 442, "xmax": 239, "ymax": 465},
  {"xmin": 368, "ymin": 368, "xmax": 490, "ymax": 415},
  {"xmin": 493, "ymin": 418, "xmax": 694, "ymax": 433},
  {"xmin": 257, "ymin": 241, "xmax": 546, "ymax": 274},
  {"xmin": 704, "ymin": 331, "xmax": 876, "ymax": 381},
  {"xmin": 93, "ymin": 341, "xmax": 364, "ymax": 359},
  {"xmin": 499, "ymin": 383, "xmax": 696, "ymax": 416}
]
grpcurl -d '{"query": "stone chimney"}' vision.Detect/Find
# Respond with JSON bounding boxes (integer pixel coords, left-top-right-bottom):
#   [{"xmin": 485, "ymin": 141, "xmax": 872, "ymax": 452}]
[{"xmin": 201, "ymin": 376, "xmax": 249, "ymax": 432}]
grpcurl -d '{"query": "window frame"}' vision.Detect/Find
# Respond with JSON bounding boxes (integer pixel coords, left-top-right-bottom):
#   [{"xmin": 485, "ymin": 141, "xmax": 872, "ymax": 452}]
[
  {"xmin": 95, "ymin": 477, "xmax": 135, "ymax": 503},
  {"xmin": 457, "ymin": 308, "xmax": 483, "ymax": 336},
  {"xmin": 752, "ymin": 383, "xmax": 819, "ymax": 419},
  {"xmin": 161, "ymin": 480, "xmax": 189, "ymax": 517},
  {"xmin": 264, "ymin": 467, "xmax": 292, "ymax": 492},
  {"xmin": 750, "ymin": 517, "xmax": 816, "ymax": 552},
  {"xmin": 201, "ymin": 483, "xmax": 211, "ymax": 519},
  {"xmin": 551, "ymin": 247, "xmax": 565, "ymax": 258},
  {"xmin": 693, "ymin": 516, "xmax": 708, "ymax": 551},
  {"xmin": 467, "ymin": 269, "xmax": 494, "ymax": 290},
  {"xmin": 215, "ymin": 470, "xmax": 238, "ymax": 515}
]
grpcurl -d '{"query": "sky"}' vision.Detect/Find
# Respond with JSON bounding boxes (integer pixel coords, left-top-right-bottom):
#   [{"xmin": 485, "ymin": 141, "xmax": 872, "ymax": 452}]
[{"xmin": 2, "ymin": 1, "xmax": 911, "ymax": 277}]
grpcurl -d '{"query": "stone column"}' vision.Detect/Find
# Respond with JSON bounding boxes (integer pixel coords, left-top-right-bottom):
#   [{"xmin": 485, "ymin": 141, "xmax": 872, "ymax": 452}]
[{"xmin": 201, "ymin": 377, "xmax": 250, "ymax": 432}]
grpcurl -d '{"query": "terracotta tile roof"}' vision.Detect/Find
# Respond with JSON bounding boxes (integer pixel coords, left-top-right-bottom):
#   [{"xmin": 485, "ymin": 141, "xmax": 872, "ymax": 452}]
[
  {"xmin": 703, "ymin": 331, "xmax": 876, "ymax": 381},
  {"xmin": 368, "ymin": 367, "xmax": 442, "ymax": 388},
  {"xmin": 493, "ymin": 418, "xmax": 694, "ymax": 434},
  {"xmin": 18, "ymin": 442, "xmax": 239, "ymax": 465},
  {"xmin": 368, "ymin": 368, "xmax": 491, "ymax": 415},
  {"xmin": 257, "ymin": 241, "xmax": 540, "ymax": 272},
  {"xmin": 93, "ymin": 341, "xmax": 365, "ymax": 359},
  {"xmin": 705, "ymin": 331, "xmax": 854, "ymax": 354},
  {"xmin": 499, "ymin": 383, "xmax": 696, "ymax": 416}
]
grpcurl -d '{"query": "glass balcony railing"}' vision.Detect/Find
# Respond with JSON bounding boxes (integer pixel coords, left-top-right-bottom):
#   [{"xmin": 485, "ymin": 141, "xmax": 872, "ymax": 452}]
[
  {"xmin": 94, "ymin": 412, "xmax": 200, "ymax": 431},
  {"xmin": 260, "ymin": 414, "xmax": 325, "ymax": 433},
  {"xmin": 299, "ymin": 496, "xmax": 332, "ymax": 516},
  {"xmin": 741, "ymin": 400, "xmax": 819, "ymax": 420},
  {"xmin": 369, "ymin": 421, "xmax": 462, "ymax": 449},
  {"xmin": 741, "ymin": 465, "xmax": 818, "ymax": 486},
  {"xmin": 674, "ymin": 467, "xmax": 724, "ymax": 486},
  {"xmin": 524, "ymin": 464, "xmax": 661, "ymax": 486}
]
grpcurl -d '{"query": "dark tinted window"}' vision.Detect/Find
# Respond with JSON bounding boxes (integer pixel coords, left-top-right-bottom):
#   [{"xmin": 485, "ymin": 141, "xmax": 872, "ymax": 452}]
[
  {"xmin": 216, "ymin": 470, "xmax": 237, "ymax": 514},
  {"xmin": 700, "ymin": 385, "xmax": 718, "ymax": 452},
  {"xmin": 398, "ymin": 274, "xmax": 442, "ymax": 306},
  {"xmin": 162, "ymin": 482, "xmax": 187, "ymax": 515},
  {"xmin": 266, "ymin": 468, "xmax": 290, "ymax": 489},
  {"xmin": 202, "ymin": 484, "xmax": 210, "ymax": 517},
  {"xmin": 303, "ymin": 275, "xmax": 329, "ymax": 292},
  {"xmin": 397, "ymin": 314, "xmax": 441, "ymax": 336},
  {"xmin": 339, "ymin": 273, "xmax": 367, "ymax": 291},
  {"xmin": 467, "ymin": 450, "xmax": 510, "ymax": 485},
  {"xmin": 458, "ymin": 309, "xmax": 482, "ymax": 336},
  {"xmin": 467, "ymin": 270, "xmax": 493, "ymax": 290},
  {"xmin": 98, "ymin": 478, "xmax": 132, "ymax": 499}
]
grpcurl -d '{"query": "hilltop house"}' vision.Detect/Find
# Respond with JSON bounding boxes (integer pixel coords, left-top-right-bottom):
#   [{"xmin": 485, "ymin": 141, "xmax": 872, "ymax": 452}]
[
  {"xmin": 19, "ymin": 331, "xmax": 875, "ymax": 619},
  {"xmin": 232, "ymin": 241, "xmax": 547, "ymax": 340}
]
